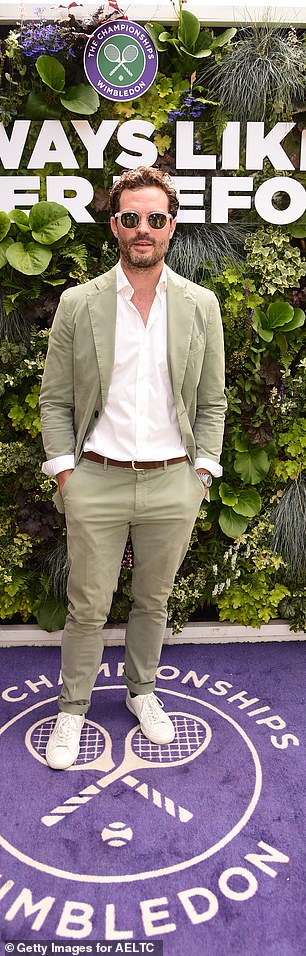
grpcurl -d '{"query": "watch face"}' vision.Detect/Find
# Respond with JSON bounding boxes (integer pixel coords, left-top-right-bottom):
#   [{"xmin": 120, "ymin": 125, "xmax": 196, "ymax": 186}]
[{"xmin": 198, "ymin": 472, "xmax": 213, "ymax": 487}]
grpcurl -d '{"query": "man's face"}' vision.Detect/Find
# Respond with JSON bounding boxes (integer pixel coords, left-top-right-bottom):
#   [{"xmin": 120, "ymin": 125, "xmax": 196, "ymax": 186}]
[{"xmin": 110, "ymin": 186, "xmax": 177, "ymax": 269}]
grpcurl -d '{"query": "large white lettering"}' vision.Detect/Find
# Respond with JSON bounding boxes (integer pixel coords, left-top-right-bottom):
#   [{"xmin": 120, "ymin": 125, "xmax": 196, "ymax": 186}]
[
  {"xmin": 28, "ymin": 120, "xmax": 78, "ymax": 169},
  {"xmin": 56, "ymin": 901, "xmax": 94, "ymax": 939},
  {"xmin": 0, "ymin": 119, "xmax": 304, "ymax": 226},
  {"xmin": 246, "ymin": 121, "xmax": 295, "ymax": 170},
  {"xmin": 0, "ymin": 176, "xmax": 39, "ymax": 213},
  {"xmin": 72, "ymin": 119, "xmax": 118, "ymax": 168},
  {"xmin": 46, "ymin": 176, "xmax": 95, "ymax": 222},
  {"xmin": 176, "ymin": 121, "xmax": 216, "ymax": 170},
  {"xmin": 0, "ymin": 120, "xmax": 31, "ymax": 168},
  {"xmin": 5, "ymin": 888, "xmax": 55, "ymax": 931},
  {"xmin": 116, "ymin": 120, "xmax": 158, "ymax": 169}
]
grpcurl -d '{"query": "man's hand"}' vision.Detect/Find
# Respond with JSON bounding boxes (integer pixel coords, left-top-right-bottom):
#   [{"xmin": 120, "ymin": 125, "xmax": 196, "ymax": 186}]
[
  {"xmin": 195, "ymin": 468, "xmax": 212, "ymax": 498},
  {"xmin": 57, "ymin": 469, "xmax": 74, "ymax": 494}
]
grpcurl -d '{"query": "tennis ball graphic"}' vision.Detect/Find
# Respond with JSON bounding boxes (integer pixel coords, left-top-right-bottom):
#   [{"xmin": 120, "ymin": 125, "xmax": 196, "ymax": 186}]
[{"xmin": 101, "ymin": 821, "xmax": 133, "ymax": 847}]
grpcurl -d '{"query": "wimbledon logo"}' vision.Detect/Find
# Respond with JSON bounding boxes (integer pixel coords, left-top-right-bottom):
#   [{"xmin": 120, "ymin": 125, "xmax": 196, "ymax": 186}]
[{"xmin": 84, "ymin": 20, "xmax": 158, "ymax": 102}]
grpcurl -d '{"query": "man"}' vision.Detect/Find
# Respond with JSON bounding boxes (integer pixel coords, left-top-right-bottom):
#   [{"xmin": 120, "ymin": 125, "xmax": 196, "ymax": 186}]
[{"xmin": 39, "ymin": 166, "xmax": 226, "ymax": 770}]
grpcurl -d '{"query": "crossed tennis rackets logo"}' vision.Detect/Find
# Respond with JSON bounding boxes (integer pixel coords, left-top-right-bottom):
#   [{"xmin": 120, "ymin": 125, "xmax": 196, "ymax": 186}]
[
  {"xmin": 104, "ymin": 43, "xmax": 139, "ymax": 78},
  {"xmin": 25, "ymin": 712, "xmax": 212, "ymax": 830}
]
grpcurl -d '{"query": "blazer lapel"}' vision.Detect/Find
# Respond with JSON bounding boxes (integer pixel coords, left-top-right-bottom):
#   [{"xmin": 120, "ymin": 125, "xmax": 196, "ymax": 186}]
[
  {"xmin": 166, "ymin": 267, "xmax": 197, "ymax": 398},
  {"xmin": 86, "ymin": 266, "xmax": 117, "ymax": 405}
]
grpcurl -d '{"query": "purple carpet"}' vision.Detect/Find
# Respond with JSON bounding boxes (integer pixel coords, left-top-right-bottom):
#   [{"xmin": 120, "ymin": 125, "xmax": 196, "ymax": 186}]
[{"xmin": 0, "ymin": 641, "xmax": 305, "ymax": 955}]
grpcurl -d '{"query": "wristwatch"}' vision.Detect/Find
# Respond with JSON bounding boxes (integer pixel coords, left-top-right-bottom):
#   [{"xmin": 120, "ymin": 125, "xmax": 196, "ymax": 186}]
[{"xmin": 197, "ymin": 471, "xmax": 213, "ymax": 488}]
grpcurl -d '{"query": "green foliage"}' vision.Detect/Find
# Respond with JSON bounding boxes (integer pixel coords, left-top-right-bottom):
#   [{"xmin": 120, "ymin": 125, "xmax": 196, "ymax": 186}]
[
  {"xmin": 0, "ymin": 508, "xmax": 39, "ymax": 620},
  {"xmin": 108, "ymin": 569, "xmax": 133, "ymax": 625},
  {"xmin": 36, "ymin": 54, "xmax": 65, "ymax": 91},
  {"xmin": 113, "ymin": 73, "xmax": 188, "ymax": 132},
  {"xmin": 211, "ymin": 522, "xmax": 290, "ymax": 626},
  {"xmin": 36, "ymin": 594, "xmax": 67, "ymax": 631},
  {"xmin": 252, "ymin": 301, "xmax": 305, "ymax": 343},
  {"xmin": 6, "ymin": 383, "xmax": 41, "ymax": 438},
  {"xmin": 0, "ymin": 333, "xmax": 46, "ymax": 489},
  {"xmin": 217, "ymin": 572, "xmax": 290, "ymax": 626},
  {"xmin": 200, "ymin": 23, "xmax": 306, "ymax": 123},
  {"xmin": 145, "ymin": 5, "xmax": 236, "ymax": 74},
  {"xmin": 218, "ymin": 483, "xmax": 262, "ymax": 537},
  {"xmin": 26, "ymin": 55, "xmax": 99, "ymax": 118},
  {"xmin": 167, "ymin": 568, "xmax": 208, "ymax": 633},
  {"xmin": 279, "ymin": 588, "xmax": 306, "ymax": 632},
  {"xmin": 233, "ymin": 431, "xmax": 273, "ymax": 484},
  {"xmin": 215, "ymin": 263, "xmax": 263, "ymax": 321},
  {"xmin": 274, "ymin": 418, "xmax": 306, "ymax": 480},
  {"xmin": 0, "ymin": 30, "xmax": 30, "ymax": 124},
  {"xmin": 270, "ymin": 478, "xmax": 306, "ymax": 581},
  {"xmin": 0, "ymin": 202, "xmax": 71, "ymax": 276},
  {"xmin": 244, "ymin": 228, "xmax": 306, "ymax": 296}
]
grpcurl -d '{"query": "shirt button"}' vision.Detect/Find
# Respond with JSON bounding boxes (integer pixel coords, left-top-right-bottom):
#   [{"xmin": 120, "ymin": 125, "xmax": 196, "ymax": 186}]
[{"xmin": 94, "ymin": 410, "xmax": 99, "ymax": 418}]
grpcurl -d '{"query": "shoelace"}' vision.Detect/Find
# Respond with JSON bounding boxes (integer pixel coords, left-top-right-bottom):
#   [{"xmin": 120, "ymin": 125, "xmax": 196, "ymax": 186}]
[
  {"xmin": 55, "ymin": 714, "xmax": 80, "ymax": 745},
  {"xmin": 143, "ymin": 694, "xmax": 165, "ymax": 719}
]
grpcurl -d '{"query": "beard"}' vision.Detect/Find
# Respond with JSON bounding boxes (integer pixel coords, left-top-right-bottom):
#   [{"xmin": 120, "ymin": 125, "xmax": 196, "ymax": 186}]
[{"xmin": 117, "ymin": 232, "xmax": 171, "ymax": 269}]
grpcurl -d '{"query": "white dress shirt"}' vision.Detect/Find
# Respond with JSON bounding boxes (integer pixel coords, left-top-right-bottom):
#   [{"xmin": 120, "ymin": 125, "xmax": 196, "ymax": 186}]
[{"xmin": 42, "ymin": 260, "xmax": 223, "ymax": 477}]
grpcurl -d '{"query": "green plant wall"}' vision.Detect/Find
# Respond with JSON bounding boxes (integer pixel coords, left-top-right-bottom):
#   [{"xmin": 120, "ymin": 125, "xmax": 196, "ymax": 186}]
[{"xmin": 0, "ymin": 6, "xmax": 305, "ymax": 632}]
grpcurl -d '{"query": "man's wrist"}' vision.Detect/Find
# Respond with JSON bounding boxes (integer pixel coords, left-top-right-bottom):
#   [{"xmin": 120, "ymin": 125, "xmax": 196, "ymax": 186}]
[
  {"xmin": 57, "ymin": 468, "xmax": 74, "ymax": 492},
  {"xmin": 196, "ymin": 469, "xmax": 213, "ymax": 488}
]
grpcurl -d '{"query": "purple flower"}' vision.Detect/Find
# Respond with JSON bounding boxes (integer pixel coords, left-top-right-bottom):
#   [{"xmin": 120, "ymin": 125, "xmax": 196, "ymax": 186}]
[{"xmin": 20, "ymin": 21, "xmax": 76, "ymax": 62}]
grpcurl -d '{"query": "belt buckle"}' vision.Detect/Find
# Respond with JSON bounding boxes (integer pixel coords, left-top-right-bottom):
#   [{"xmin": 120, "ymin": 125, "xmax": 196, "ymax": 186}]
[{"xmin": 132, "ymin": 460, "xmax": 145, "ymax": 471}]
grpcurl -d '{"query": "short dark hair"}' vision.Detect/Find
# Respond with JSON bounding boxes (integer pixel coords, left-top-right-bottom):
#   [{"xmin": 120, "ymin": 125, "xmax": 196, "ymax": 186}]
[{"xmin": 109, "ymin": 166, "xmax": 179, "ymax": 219}]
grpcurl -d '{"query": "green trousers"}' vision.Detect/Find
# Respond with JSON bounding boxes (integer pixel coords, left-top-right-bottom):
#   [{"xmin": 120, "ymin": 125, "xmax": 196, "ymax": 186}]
[{"xmin": 58, "ymin": 456, "xmax": 205, "ymax": 714}]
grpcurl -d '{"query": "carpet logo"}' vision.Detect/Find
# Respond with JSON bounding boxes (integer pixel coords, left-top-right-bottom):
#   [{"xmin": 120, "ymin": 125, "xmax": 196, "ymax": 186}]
[
  {"xmin": 84, "ymin": 21, "xmax": 158, "ymax": 101},
  {"xmin": 0, "ymin": 661, "xmax": 300, "ymax": 944}
]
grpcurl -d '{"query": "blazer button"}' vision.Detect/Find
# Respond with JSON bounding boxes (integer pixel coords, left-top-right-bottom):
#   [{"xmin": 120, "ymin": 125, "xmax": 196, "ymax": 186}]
[{"xmin": 94, "ymin": 410, "xmax": 99, "ymax": 418}]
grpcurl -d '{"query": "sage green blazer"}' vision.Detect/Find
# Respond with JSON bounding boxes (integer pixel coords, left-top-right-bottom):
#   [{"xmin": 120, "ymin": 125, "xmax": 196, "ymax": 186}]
[{"xmin": 39, "ymin": 264, "xmax": 227, "ymax": 469}]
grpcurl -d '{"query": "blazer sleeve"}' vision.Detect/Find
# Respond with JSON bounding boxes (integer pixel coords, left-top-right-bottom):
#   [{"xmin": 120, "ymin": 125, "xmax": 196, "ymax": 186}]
[
  {"xmin": 193, "ymin": 291, "xmax": 227, "ymax": 463},
  {"xmin": 39, "ymin": 291, "xmax": 76, "ymax": 461}
]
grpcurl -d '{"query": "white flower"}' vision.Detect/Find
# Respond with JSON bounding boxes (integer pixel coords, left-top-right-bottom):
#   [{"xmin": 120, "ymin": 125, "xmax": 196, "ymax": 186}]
[
  {"xmin": 212, "ymin": 584, "xmax": 218, "ymax": 596},
  {"xmin": 212, "ymin": 564, "xmax": 218, "ymax": 576},
  {"xmin": 235, "ymin": 569, "xmax": 241, "ymax": 578},
  {"xmin": 226, "ymin": 578, "xmax": 231, "ymax": 589}
]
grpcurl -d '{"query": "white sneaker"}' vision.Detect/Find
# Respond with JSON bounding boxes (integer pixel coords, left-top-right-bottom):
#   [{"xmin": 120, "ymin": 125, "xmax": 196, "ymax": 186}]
[
  {"xmin": 45, "ymin": 713, "xmax": 85, "ymax": 770},
  {"xmin": 126, "ymin": 692, "xmax": 175, "ymax": 745}
]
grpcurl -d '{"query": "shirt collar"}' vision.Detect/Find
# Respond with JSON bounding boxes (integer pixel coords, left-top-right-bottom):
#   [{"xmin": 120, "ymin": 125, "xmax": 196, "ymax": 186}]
[{"xmin": 116, "ymin": 260, "xmax": 167, "ymax": 297}]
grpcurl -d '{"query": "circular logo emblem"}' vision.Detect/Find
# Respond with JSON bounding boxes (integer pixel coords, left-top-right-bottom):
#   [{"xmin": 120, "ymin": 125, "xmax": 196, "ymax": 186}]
[
  {"xmin": 84, "ymin": 20, "xmax": 158, "ymax": 101},
  {"xmin": 0, "ymin": 687, "xmax": 261, "ymax": 884}
]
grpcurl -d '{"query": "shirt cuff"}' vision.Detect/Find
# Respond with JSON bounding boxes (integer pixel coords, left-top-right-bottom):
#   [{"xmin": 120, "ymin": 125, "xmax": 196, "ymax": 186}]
[
  {"xmin": 42, "ymin": 455, "xmax": 75, "ymax": 477},
  {"xmin": 195, "ymin": 457, "xmax": 223, "ymax": 477}
]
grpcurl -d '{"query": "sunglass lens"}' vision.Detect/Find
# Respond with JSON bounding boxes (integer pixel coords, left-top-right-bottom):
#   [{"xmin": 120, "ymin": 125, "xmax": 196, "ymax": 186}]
[
  {"xmin": 120, "ymin": 212, "xmax": 139, "ymax": 228},
  {"xmin": 148, "ymin": 213, "xmax": 167, "ymax": 229}
]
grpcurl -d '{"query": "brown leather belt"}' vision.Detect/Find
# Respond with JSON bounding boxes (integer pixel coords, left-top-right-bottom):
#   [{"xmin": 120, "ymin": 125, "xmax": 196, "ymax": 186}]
[{"xmin": 82, "ymin": 451, "xmax": 188, "ymax": 470}]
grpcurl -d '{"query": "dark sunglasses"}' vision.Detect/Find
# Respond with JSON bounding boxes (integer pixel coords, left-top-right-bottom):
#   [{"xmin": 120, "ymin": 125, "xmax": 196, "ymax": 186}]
[{"xmin": 114, "ymin": 210, "xmax": 173, "ymax": 230}]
